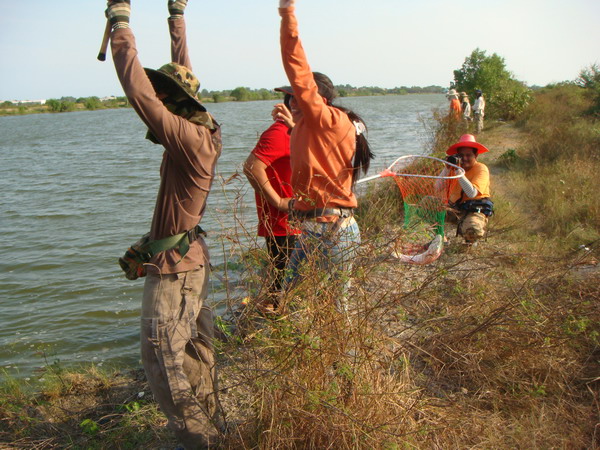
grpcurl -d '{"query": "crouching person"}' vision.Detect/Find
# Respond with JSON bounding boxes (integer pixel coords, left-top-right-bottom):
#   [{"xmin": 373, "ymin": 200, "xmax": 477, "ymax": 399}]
[
  {"xmin": 106, "ymin": 0, "xmax": 225, "ymax": 447},
  {"xmin": 445, "ymin": 134, "xmax": 493, "ymax": 245}
]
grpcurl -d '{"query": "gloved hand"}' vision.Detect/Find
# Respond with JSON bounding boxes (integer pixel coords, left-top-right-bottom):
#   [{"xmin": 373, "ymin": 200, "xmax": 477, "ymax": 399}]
[
  {"xmin": 106, "ymin": 1, "xmax": 131, "ymax": 30},
  {"xmin": 279, "ymin": 0, "xmax": 294, "ymax": 8},
  {"xmin": 446, "ymin": 155, "xmax": 460, "ymax": 166},
  {"xmin": 168, "ymin": 0, "xmax": 188, "ymax": 18}
]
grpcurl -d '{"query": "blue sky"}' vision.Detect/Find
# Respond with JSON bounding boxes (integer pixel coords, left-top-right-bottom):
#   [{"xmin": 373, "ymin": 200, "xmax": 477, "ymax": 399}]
[{"xmin": 1, "ymin": 0, "xmax": 599, "ymax": 100}]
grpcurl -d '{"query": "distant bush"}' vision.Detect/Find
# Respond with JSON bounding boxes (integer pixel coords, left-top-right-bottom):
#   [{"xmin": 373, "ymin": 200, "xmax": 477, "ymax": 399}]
[
  {"xmin": 577, "ymin": 64, "xmax": 600, "ymax": 116},
  {"xmin": 83, "ymin": 96, "xmax": 102, "ymax": 111},
  {"xmin": 212, "ymin": 93, "xmax": 225, "ymax": 103},
  {"xmin": 47, "ymin": 99, "xmax": 76, "ymax": 113}
]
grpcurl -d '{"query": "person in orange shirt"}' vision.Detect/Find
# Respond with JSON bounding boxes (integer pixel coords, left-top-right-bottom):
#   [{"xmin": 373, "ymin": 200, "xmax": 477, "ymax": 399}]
[
  {"xmin": 445, "ymin": 134, "xmax": 493, "ymax": 245},
  {"xmin": 447, "ymin": 89, "xmax": 462, "ymax": 121},
  {"xmin": 277, "ymin": 0, "xmax": 374, "ymax": 310}
]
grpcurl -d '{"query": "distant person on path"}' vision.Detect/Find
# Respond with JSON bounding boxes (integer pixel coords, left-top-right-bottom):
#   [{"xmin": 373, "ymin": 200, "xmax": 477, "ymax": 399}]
[
  {"xmin": 473, "ymin": 89, "xmax": 486, "ymax": 133},
  {"xmin": 106, "ymin": 0, "xmax": 225, "ymax": 447},
  {"xmin": 277, "ymin": 0, "xmax": 374, "ymax": 311},
  {"xmin": 244, "ymin": 94, "xmax": 298, "ymax": 312},
  {"xmin": 447, "ymin": 89, "xmax": 462, "ymax": 121},
  {"xmin": 460, "ymin": 92, "xmax": 472, "ymax": 127},
  {"xmin": 445, "ymin": 134, "xmax": 493, "ymax": 245}
]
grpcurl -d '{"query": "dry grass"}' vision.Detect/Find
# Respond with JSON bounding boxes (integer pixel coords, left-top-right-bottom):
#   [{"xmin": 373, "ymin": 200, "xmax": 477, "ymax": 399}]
[
  {"xmin": 218, "ymin": 222, "xmax": 599, "ymax": 448},
  {"xmin": 215, "ymin": 85, "xmax": 600, "ymax": 448},
  {"xmin": 503, "ymin": 84, "xmax": 600, "ymax": 248}
]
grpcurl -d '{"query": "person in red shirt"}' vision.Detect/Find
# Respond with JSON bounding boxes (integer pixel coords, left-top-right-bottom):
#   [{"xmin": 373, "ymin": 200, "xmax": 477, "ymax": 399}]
[{"xmin": 244, "ymin": 92, "xmax": 298, "ymax": 310}]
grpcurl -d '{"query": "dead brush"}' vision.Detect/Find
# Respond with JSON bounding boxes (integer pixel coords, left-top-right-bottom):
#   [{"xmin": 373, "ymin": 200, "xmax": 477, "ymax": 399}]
[
  {"xmin": 225, "ymin": 253, "xmax": 434, "ymax": 449},
  {"xmin": 419, "ymin": 107, "xmax": 463, "ymax": 156},
  {"xmin": 401, "ymin": 238, "xmax": 600, "ymax": 447},
  {"xmin": 213, "ymin": 93, "xmax": 600, "ymax": 447}
]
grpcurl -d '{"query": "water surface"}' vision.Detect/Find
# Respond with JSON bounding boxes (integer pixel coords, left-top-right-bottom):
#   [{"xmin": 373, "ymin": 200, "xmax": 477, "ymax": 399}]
[{"xmin": 0, "ymin": 94, "xmax": 444, "ymax": 377}]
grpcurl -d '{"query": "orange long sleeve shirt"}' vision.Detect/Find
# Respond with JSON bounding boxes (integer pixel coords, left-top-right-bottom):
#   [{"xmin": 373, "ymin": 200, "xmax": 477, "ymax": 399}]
[
  {"xmin": 449, "ymin": 161, "xmax": 490, "ymax": 203},
  {"xmin": 450, "ymin": 98, "xmax": 462, "ymax": 119},
  {"xmin": 279, "ymin": 7, "xmax": 357, "ymax": 219}
]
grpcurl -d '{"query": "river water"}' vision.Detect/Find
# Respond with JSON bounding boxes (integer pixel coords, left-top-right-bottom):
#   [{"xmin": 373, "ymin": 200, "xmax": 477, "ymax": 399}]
[{"xmin": 0, "ymin": 94, "xmax": 444, "ymax": 378}]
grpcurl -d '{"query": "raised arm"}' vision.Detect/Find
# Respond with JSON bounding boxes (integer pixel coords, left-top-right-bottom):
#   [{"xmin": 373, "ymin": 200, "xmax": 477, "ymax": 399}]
[
  {"xmin": 278, "ymin": 0, "xmax": 332, "ymax": 125},
  {"xmin": 107, "ymin": 2, "xmax": 210, "ymax": 167},
  {"xmin": 168, "ymin": 0, "xmax": 192, "ymax": 69}
]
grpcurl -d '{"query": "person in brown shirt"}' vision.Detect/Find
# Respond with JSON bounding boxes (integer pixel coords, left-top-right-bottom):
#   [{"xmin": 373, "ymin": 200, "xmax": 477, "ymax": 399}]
[{"xmin": 106, "ymin": 1, "xmax": 224, "ymax": 447}]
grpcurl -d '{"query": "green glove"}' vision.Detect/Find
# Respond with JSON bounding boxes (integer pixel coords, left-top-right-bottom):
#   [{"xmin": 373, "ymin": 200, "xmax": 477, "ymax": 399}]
[
  {"xmin": 168, "ymin": 0, "xmax": 188, "ymax": 19},
  {"xmin": 106, "ymin": 1, "xmax": 131, "ymax": 30}
]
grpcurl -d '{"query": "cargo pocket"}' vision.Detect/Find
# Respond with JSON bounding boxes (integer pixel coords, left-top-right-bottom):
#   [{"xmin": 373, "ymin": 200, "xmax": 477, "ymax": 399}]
[{"xmin": 153, "ymin": 316, "xmax": 194, "ymax": 408}]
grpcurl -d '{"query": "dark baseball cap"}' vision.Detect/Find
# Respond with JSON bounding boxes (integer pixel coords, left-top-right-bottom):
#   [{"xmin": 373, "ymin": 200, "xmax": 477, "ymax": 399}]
[{"xmin": 274, "ymin": 86, "xmax": 294, "ymax": 95}]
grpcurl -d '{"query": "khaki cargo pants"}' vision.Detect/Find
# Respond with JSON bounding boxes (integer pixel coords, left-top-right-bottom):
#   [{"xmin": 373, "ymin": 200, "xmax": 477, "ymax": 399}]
[
  {"xmin": 459, "ymin": 211, "xmax": 488, "ymax": 243},
  {"xmin": 474, "ymin": 111, "xmax": 484, "ymax": 134},
  {"xmin": 141, "ymin": 264, "xmax": 224, "ymax": 449}
]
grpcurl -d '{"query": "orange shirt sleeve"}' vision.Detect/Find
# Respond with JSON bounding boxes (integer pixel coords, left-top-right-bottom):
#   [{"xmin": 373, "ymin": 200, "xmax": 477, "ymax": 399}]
[{"xmin": 279, "ymin": 7, "xmax": 334, "ymax": 127}]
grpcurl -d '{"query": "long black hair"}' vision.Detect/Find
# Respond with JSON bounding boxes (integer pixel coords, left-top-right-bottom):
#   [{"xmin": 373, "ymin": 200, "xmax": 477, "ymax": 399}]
[{"xmin": 313, "ymin": 72, "xmax": 374, "ymax": 185}]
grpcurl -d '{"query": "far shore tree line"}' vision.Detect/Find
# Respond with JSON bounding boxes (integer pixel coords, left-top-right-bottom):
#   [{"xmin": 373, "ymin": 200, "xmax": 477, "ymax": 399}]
[
  {"xmin": 0, "ymin": 85, "xmax": 447, "ymax": 116},
  {"xmin": 3, "ymin": 50, "xmax": 599, "ymax": 118}
]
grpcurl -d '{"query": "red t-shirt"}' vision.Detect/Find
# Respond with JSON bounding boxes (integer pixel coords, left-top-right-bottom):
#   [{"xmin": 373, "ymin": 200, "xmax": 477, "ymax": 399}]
[{"xmin": 252, "ymin": 121, "xmax": 296, "ymax": 237}]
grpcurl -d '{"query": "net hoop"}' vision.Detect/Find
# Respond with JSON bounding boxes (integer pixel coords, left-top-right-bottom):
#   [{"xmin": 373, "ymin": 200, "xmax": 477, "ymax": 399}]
[
  {"xmin": 387, "ymin": 154, "xmax": 465, "ymax": 180},
  {"xmin": 356, "ymin": 154, "xmax": 465, "ymax": 184}
]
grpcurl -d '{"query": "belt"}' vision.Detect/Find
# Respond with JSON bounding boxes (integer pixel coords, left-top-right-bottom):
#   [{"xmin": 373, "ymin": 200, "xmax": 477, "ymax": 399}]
[
  {"xmin": 146, "ymin": 224, "xmax": 207, "ymax": 259},
  {"xmin": 301, "ymin": 215, "xmax": 356, "ymax": 234},
  {"xmin": 292, "ymin": 207, "xmax": 353, "ymax": 220}
]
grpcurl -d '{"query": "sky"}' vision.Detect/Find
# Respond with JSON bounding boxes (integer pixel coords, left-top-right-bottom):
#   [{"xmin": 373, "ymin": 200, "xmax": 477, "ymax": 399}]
[{"xmin": 1, "ymin": 0, "xmax": 599, "ymax": 101}]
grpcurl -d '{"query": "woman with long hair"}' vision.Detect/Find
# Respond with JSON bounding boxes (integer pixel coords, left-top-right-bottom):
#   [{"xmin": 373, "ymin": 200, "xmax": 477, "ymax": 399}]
[{"xmin": 278, "ymin": 0, "xmax": 374, "ymax": 310}]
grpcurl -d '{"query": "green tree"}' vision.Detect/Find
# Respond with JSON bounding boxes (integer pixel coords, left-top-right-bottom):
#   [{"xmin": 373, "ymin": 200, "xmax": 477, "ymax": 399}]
[
  {"xmin": 46, "ymin": 99, "xmax": 62, "ymax": 112},
  {"xmin": 46, "ymin": 99, "xmax": 76, "ymax": 113},
  {"xmin": 577, "ymin": 64, "xmax": 600, "ymax": 115},
  {"xmin": 257, "ymin": 88, "xmax": 272, "ymax": 101},
  {"xmin": 59, "ymin": 101, "xmax": 76, "ymax": 112},
  {"xmin": 230, "ymin": 87, "xmax": 251, "ymax": 102},
  {"xmin": 452, "ymin": 48, "xmax": 531, "ymax": 120},
  {"xmin": 577, "ymin": 64, "xmax": 600, "ymax": 90},
  {"xmin": 84, "ymin": 96, "xmax": 102, "ymax": 111}
]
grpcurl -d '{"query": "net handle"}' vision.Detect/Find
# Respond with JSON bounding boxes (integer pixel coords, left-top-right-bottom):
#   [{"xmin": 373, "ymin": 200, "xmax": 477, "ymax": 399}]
[{"xmin": 356, "ymin": 154, "xmax": 465, "ymax": 184}]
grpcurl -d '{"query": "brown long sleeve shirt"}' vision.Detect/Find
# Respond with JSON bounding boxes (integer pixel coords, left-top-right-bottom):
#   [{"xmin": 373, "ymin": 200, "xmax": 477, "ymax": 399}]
[{"xmin": 111, "ymin": 19, "xmax": 221, "ymax": 274}]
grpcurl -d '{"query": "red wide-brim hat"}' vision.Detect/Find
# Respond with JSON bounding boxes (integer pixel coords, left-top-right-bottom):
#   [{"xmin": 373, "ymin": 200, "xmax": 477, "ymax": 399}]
[{"xmin": 446, "ymin": 134, "xmax": 489, "ymax": 155}]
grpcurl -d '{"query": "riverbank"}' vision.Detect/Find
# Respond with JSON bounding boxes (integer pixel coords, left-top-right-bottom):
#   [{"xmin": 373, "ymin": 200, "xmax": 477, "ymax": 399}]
[{"xmin": 1, "ymin": 86, "xmax": 598, "ymax": 448}]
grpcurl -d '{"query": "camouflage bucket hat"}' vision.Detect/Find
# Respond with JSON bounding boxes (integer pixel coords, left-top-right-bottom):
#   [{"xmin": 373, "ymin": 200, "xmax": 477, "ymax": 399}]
[{"xmin": 144, "ymin": 62, "xmax": 206, "ymax": 112}]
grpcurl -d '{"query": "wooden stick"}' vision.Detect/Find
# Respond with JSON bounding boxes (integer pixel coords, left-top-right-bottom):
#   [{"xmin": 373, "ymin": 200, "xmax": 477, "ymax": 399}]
[{"xmin": 97, "ymin": 20, "xmax": 111, "ymax": 62}]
